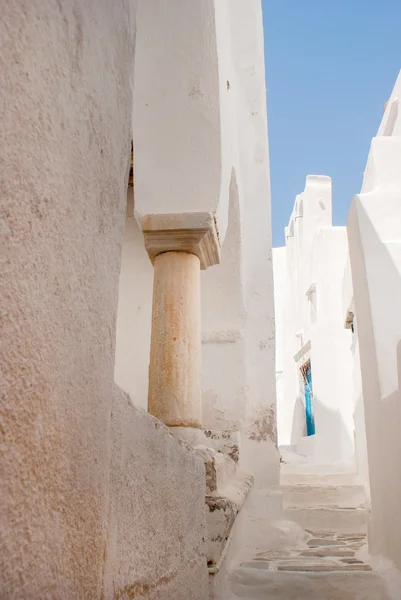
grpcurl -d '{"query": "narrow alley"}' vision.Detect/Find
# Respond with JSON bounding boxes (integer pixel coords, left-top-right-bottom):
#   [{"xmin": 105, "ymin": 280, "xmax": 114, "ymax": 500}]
[
  {"xmin": 218, "ymin": 453, "xmax": 399, "ymax": 599},
  {"xmin": 1, "ymin": 2, "xmax": 401, "ymax": 599}
]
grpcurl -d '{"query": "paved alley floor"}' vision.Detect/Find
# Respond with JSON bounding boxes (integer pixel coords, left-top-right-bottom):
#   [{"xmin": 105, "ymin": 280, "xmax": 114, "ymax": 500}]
[{"xmin": 218, "ymin": 456, "xmax": 398, "ymax": 599}]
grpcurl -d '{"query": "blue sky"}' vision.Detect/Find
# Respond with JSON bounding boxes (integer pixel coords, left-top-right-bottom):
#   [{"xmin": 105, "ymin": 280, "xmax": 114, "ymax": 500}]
[{"xmin": 262, "ymin": 0, "xmax": 401, "ymax": 247}]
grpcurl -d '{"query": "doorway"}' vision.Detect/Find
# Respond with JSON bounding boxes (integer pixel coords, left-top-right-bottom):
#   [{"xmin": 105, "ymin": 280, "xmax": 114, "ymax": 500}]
[{"xmin": 301, "ymin": 360, "xmax": 315, "ymax": 436}]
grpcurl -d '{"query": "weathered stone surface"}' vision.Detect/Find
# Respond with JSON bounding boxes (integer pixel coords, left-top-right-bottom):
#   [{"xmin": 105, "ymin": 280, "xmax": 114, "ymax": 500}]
[
  {"xmin": 171, "ymin": 427, "xmax": 240, "ymax": 463},
  {"xmin": 301, "ymin": 548, "xmax": 356, "ymax": 558},
  {"xmin": 104, "ymin": 392, "xmax": 209, "ymax": 600},
  {"xmin": 141, "ymin": 212, "xmax": 220, "ymax": 270},
  {"xmin": 255, "ymin": 550, "xmax": 292, "ymax": 560},
  {"xmin": 305, "ymin": 530, "xmax": 336, "ymax": 538},
  {"xmin": 195, "ymin": 447, "xmax": 237, "ymax": 494},
  {"xmin": 148, "ymin": 251, "xmax": 202, "ymax": 427},
  {"xmin": 205, "ymin": 471, "xmax": 253, "ymax": 567},
  {"xmin": 0, "ymin": 4, "xmax": 209, "ymax": 598},
  {"xmin": 308, "ymin": 539, "xmax": 344, "ymax": 547},
  {"xmin": 305, "ymin": 529, "xmax": 337, "ymax": 539},
  {"xmin": 239, "ymin": 560, "xmax": 270, "ymax": 570},
  {"xmin": 340, "ymin": 559, "xmax": 365, "ymax": 564}
]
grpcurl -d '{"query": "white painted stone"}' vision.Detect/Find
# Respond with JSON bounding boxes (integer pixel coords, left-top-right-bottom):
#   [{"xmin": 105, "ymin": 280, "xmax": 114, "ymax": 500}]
[
  {"xmin": 282, "ymin": 484, "xmax": 367, "ymax": 509},
  {"xmin": 217, "ymin": 462, "xmax": 393, "ymax": 600},
  {"xmin": 227, "ymin": 570, "xmax": 391, "ymax": 600}
]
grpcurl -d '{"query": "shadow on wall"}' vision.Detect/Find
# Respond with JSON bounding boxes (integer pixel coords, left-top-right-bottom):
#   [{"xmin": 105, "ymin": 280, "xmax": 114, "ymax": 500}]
[
  {"xmin": 353, "ymin": 391, "xmax": 370, "ymax": 499},
  {"xmin": 352, "ymin": 210, "xmax": 401, "ymax": 568},
  {"xmin": 201, "ymin": 168, "xmax": 246, "ymax": 431},
  {"xmin": 290, "ymin": 393, "xmax": 354, "ymax": 465},
  {"xmin": 290, "ymin": 395, "xmax": 305, "ymax": 446},
  {"xmin": 114, "ymin": 187, "xmax": 153, "ymax": 410}
]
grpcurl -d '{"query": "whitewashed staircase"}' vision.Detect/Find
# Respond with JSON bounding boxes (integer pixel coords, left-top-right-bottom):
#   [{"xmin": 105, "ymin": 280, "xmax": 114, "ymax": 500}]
[
  {"xmin": 281, "ymin": 470, "xmax": 370, "ymax": 534},
  {"xmin": 223, "ymin": 467, "xmax": 394, "ymax": 600}
]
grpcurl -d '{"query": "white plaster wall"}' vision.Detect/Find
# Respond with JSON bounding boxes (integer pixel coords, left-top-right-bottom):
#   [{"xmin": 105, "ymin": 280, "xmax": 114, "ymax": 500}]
[
  {"xmin": 133, "ymin": 0, "xmax": 231, "ymax": 243},
  {"xmin": 201, "ymin": 0, "xmax": 279, "ymax": 488},
  {"xmin": 273, "ymin": 247, "xmax": 293, "ymax": 446},
  {"xmin": 281, "ymin": 236, "xmax": 305, "ymax": 448},
  {"xmin": 342, "ymin": 259, "xmax": 371, "ymax": 499},
  {"xmin": 201, "ymin": 172, "xmax": 247, "ymax": 431},
  {"xmin": 115, "ymin": 4, "xmax": 279, "ymax": 491},
  {"xmin": 347, "ymin": 70, "xmax": 401, "ymax": 570},
  {"xmin": 274, "ymin": 177, "xmax": 355, "ymax": 465},
  {"xmin": 0, "ymin": 2, "xmax": 209, "ymax": 598},
  {"xmin": 307, "ymin": 227, "xmax": 355, "ymax": 465},
  {"xmin": 351, "ymin": 317, "xmax": 370, "ymax": 500}
]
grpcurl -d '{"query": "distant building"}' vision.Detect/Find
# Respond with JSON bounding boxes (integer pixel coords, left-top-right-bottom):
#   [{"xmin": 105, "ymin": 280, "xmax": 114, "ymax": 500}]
[{"xmin": 274, "ymin": 176, "xmax": 355, "ymax": 465}]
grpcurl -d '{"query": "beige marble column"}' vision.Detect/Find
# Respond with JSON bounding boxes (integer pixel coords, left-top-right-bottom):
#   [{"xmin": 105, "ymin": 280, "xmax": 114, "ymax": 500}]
[
  {"xmin": 148, "ymin": 251, "xmax": 201, "ymax": 426},
  {"xmin": 141, "ymin": 212, "xmax": 220, "ymax": 428}
]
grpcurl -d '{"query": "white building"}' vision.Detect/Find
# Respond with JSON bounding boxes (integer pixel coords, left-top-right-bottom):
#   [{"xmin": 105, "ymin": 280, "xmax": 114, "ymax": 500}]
[
  {"xmin": 115, "ymin": 0, "xmax": 278, "ymax": 487},
  {"xmin": 274, "ymin": 176, "xmax": 355, "ymax": 465},
  {"xmin": 347, "ymin": 70, "xmax": 401, "ymax": 572}
]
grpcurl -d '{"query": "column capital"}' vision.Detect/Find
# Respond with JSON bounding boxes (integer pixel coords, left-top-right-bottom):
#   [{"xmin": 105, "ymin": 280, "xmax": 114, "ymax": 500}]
[{"xmin": 140, "ymin": 212, "xmax": 220, "ymax": 270}]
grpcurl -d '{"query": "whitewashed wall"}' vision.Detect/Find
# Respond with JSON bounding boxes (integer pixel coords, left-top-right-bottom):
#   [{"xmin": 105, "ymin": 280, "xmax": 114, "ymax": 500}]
[
  {"xmin": 202, "ymin": 0, "xmax": 278, "ymax": 488},
  {"xmin": 342, "ymin": 259, "xmax": 370, "ymax": 500},
  {"xmin": 114, "ymin": 0, "xmax": 278, "ymax": 489},
  {"xmin": 347, "ymin": 70, "xmax": 401, "ymax": 570}
]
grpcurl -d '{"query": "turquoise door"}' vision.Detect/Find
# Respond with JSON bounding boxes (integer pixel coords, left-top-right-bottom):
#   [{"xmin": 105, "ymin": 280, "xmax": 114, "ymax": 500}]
[{"xmin": 304, "ymin": 362, "xmax": 315, "ymax": 436}]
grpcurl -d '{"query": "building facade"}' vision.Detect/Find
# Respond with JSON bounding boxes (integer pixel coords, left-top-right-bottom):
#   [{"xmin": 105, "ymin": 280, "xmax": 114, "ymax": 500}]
[
  {"xmin": 274, "ymin": 176, "xmax": 355, "ymax": 465},
  {"xmin": 347, "ymin": 70, "xmax": 401, "ymax": 572}
]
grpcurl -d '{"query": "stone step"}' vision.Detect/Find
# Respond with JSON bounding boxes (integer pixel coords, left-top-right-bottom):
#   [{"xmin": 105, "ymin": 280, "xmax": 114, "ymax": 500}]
[
  {"xmin": 195, "ymin": 447, "xmax": 237, "ymax": 494},
  {"xmin": 283, "ymin": 506, "xmax": 369, "ymax": 533},
  {"xmin": 282, "ymin": 483, "xmax": 367, "ymax": 508},
  {"xmin": 170, "ymin": 427, "xmax": 240, "ymax": 463},
  {"xmin": 281, "ymin": 472, "xmax": 359, "ymax": 486},
  {"xmin": 228, "ymin": 568, "xmax": 391, "ymax": 600},
  {"xmin": 206, "ymin": 470, "xmax": 253, "ymax": 570}
]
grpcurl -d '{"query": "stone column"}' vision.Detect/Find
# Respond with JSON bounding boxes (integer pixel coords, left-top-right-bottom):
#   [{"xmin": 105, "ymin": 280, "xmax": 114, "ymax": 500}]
[
  {"xmin": 141, "ymin": 213, "xmax": 220, "ymax": 428},
  {"xmin": 148, "ymin": 251, "xmax": 201, "ymax": 426}
]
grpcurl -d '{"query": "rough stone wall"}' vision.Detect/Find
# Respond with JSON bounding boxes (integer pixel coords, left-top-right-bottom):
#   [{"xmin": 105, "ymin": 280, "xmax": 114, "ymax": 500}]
[
  {"xmin": 105, "ymin": 391, "xmax": 208, "ymax": 600},
  {"xmin": 0, "ymin": 1, "xmax": 208, "ymax": 598}
]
